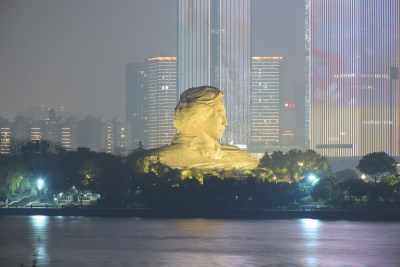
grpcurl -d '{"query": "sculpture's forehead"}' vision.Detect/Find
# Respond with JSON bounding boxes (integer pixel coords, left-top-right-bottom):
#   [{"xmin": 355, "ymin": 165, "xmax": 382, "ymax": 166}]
[{"xmin": 215, "ymin": 101, "xmax": 226, "ymax": 112}]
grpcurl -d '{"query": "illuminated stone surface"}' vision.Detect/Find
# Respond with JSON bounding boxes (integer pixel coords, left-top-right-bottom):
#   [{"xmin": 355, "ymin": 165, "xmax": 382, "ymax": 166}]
[{"xmin": 144, "ymin": 86, "xmax": 258, "ymax": 170}]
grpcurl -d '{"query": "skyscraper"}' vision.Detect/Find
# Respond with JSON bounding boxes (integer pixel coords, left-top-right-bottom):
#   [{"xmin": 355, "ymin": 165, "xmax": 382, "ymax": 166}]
[
  {"xmin": 250, "ymin": 56, "xmax": 282, "ymax": 147},
  {"xmin": 126, "ymin": 63, "xmax": 147, "ymax": 148},
  {"xmin": 178, "ymin": 0, "xmax": 251, "ymax": 146},
  {"xmin": 0, "ymin": 125, "xmax": 11, "ymax": 155},
  {"xmin": 306, "ymin": 0, "xmax": 400, "ymax": 157},
  {"xmin": 146, "ymin": 57, "xmax": 177, "ymax": 149},
  {"xmin": 112, "ymin": 118, "xmax": 133, "ymax": 156}
]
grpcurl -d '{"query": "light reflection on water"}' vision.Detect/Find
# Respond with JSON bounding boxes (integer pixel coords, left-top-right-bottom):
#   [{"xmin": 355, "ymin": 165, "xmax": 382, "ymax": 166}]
[
  {"xmin": 30, "ymin": 215, "xmax": 49, "ymax": 265},
  {"xmin": 0, "ymin": 216, "xmax": 399, "ymax": 266},
  {"xmin": 300, "ymin": 218, "xmax": 321, "ymax": 266}
]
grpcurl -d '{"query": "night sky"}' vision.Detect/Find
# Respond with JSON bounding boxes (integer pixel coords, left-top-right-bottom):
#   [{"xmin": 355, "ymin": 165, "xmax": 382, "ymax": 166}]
[{"xmin": 0, "ymin": 0, "xmax": 304, "ymax": 120}]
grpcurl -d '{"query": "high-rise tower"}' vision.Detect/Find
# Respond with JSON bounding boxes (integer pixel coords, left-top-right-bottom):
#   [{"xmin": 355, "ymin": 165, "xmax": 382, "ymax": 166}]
[
  {"xmin": 146, "ymin": 57, "xmax": 177, "ymax": 149},
  {"xmin": 306, "ymin": 0, "xmax": 400, "ymax": 157},
  {"xmin": 178, "ymin": 0, "xmax": 251, "ymax": 146},
  {"xmin": 250, "ymin": 56, "xmax": 282, "ymax": 147},
  {"xmin": 126, "ymin": 63, "xmax": 148, "ymax": 148}
]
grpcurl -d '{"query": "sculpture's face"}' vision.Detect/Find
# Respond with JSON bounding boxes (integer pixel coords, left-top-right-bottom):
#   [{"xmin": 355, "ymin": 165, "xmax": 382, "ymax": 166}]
[{"xmin": 202, "ymin": 101, "xmax": 228, "ymax": 139}]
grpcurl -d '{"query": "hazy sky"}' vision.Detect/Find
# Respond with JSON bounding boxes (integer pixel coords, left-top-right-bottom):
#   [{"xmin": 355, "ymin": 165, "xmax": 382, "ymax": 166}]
[{"xmin": 0, "ymin": 0, "xmax": 304, "ymax": 121}]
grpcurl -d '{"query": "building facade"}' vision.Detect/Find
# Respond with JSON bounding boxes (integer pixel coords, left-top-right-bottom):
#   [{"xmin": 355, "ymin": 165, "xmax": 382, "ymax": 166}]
[
  {"xmin": 178, "ymin": 0, "xmax": 251, "ymax": 146},
  {"xmin": 0, "ymin": 125, "xmax": 11, "ymax": 155},
  {"xmin": 146, "ymin": 57, "xmax": 177, "ymax": 149},
  {"xmin": 126, "ymin": 63, "xmax": 148, "ymax": 149},
  {"xmin": 306, "ymin": 0, "xmax": 400, "ymax": 157},
  {"xmin": 250, "ymin": 56, "xmax": 282, "ymax": 147},
  {"xmin": 112, "ymin": 118, "xmax": 133, "ymax": 156},
  {"xmin": 294, "ymin": 82, "xmax": 307, "ymax": 149}
]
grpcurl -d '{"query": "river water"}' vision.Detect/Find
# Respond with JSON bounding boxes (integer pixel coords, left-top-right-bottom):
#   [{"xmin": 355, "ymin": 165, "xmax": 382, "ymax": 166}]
[{"xmin": 0, "ymin": 216, "xmax": 399, "ymax": 266}]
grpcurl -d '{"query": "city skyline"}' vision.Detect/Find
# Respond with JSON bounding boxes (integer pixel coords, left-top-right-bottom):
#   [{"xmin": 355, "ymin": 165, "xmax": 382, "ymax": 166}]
[
  {"xmin": 0, "ymin": 0, "xmax": 305, "ymax": 121},
  {"xmin": 0, "ymin": 111, "xmax": 133, "ymax": 155}
]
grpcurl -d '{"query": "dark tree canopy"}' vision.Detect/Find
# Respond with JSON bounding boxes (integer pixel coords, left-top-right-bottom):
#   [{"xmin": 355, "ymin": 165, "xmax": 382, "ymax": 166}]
[
  {"xmin": 356, "ymin": 152, "xmax": 397, "ymax": 184},
  {"xmin": 311, "ymin": 175, "xmax": 339, "ymax": 202},
  {"xmin": 338, "ymin": 178, "xmax": 371, "ymax": 199}
]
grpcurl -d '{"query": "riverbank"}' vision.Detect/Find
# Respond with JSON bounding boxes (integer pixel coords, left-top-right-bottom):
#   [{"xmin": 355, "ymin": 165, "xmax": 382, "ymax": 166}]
[{"xmin": 1, "ymin": 207, "xmax": 400, "ymax": 220}]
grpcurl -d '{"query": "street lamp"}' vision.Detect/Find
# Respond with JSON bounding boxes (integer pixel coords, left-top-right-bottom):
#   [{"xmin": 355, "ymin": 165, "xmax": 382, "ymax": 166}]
[
  {"xmin": 308, "ymin": 174, "xmax": 318, "ymax": 185},
  {"xmin": 37, "ymin": 179, "xmax": 44, "ymax": 190},
  {"xmin": 37, "ymin": 178, "xmax": 45, "ymax": 202}
]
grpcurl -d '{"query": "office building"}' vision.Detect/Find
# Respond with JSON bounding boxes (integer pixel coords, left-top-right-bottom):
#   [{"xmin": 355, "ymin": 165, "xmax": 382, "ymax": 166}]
[
  {"xmin": 146, "ymin": 56, "xmax": 177, "ymax": 149},
  {"xmin": 250, "ymin": 56, "xmax": 282, "ymax": 147},
  {"xmin": 126, "ymin": 63, "xmax": 147, "ymax": 148},
  {"xmin": 294, "ymin": 82, "xmax": 307, "ymax": 149},
  {"xmin": 112, "ymin": 118, "xmax": 132, "ymax": 156},
  {"xmin": 306, "ymin": 0, "xmax": 400, "ymax": 156},
  {"xmin": 0, "ymin": 126, "xmax": 11, "ymax": 155},
  {"xmin": 178, "ymin": 0, "xmax": 251, "ymax": 146}
]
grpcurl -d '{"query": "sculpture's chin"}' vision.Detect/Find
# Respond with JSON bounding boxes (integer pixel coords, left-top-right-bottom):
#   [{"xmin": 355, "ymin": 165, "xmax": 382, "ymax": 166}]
[{"xmin": 215, "ymin": 129, "xmax": 225, "ymax": 139}]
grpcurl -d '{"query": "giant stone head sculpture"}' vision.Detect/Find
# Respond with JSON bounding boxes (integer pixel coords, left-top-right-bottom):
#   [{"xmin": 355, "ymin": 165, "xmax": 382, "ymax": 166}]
[
  {"xmin": 145, "ymin": 86, "xmax": 258, "ymax": 170},
  {"xmin": 174, "ymin": 86, "xmax": 227, "ymax": 140}
]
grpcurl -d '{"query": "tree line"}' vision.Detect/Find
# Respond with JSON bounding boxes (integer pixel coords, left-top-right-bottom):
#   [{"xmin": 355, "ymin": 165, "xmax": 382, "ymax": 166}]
[{"xmin": 0, "ymin": 141, "xmax": 399, "ymax": 209}]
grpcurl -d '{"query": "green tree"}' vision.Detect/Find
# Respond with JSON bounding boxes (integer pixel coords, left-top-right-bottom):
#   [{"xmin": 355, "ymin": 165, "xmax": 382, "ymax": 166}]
[
  {"xmin": 252, "ymin": 168, "xmax": 274, "ymax": 181},
  {"xmin": 49, "ymin": 148, "xmax": 90, "ymax": 193},
  {"xmin": 126, "ymin": 148, "xmax": 150, "ymax": 177},
  {"xmin": 79, "ymin": 152, "xmax": 131, "ymax": 204},
  {"xmin": 311, "ymin": 175, "xmax": 339, "ymax": 202},
  {"xmin": 380, "ymin": 174, "xmax": 400, "ymax": 204},
  {"xmin": 259, "ymin": 152, "xmax": 271, "ymax": 168},
  {"xmin": 259, "ymin": 149, "xmax": 330, "ymax": 182},
  {"xmin": 357, "ymin": 152, "xmax": 397, "ymax": 184},
  {"xmin": 302, "ymin": 150, "xmax": 330, "ymax": 176},
  {"xmin": 0, "ymin": 156, "xmax": 30, "ymax": 206},
  {"xmin": 339, "ymin": 178, "xmax": 370, "ymax": 200},
  {"xmin": 381, "ymin": 173, "xmax": 400, "ymax": 186},
  {"xmin": 260, "ymin": 150, "xmax": 289, "ymax": 181},
  {"xmin": 21, "ymin": 140, "xmax": 61, "ymax": 195},
  {"xmin": 286, "ymin": 149, "xmax": 305, "ymax": 181}
]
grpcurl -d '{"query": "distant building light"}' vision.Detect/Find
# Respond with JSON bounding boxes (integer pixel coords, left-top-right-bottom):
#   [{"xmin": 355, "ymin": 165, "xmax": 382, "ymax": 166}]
[
  {"xmin": 284, "ymin": 103, "xmax": 296, "ymax": 109},
  {"xmin": 282, "ymin": 130, "xmax": 295, "ymax": 136}
]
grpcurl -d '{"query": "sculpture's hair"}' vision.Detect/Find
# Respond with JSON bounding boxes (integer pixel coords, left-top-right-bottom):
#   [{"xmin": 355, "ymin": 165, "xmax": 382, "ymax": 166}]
[{"xmin": 174, "ymin": 86, "xmax": 224, "ymax": 134}]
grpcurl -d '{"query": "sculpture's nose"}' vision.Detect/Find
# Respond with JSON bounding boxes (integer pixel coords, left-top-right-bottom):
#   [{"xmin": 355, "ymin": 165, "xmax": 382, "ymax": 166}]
[{"xmin": 222, "ymin": 116, "xmax": 228, "ymax": 126}]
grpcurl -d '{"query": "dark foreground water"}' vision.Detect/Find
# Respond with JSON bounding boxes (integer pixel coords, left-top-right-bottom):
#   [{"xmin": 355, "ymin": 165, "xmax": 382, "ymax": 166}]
[{"xmin": 1, "ymin": 216, "xmax": 399, "ymax": 267}]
